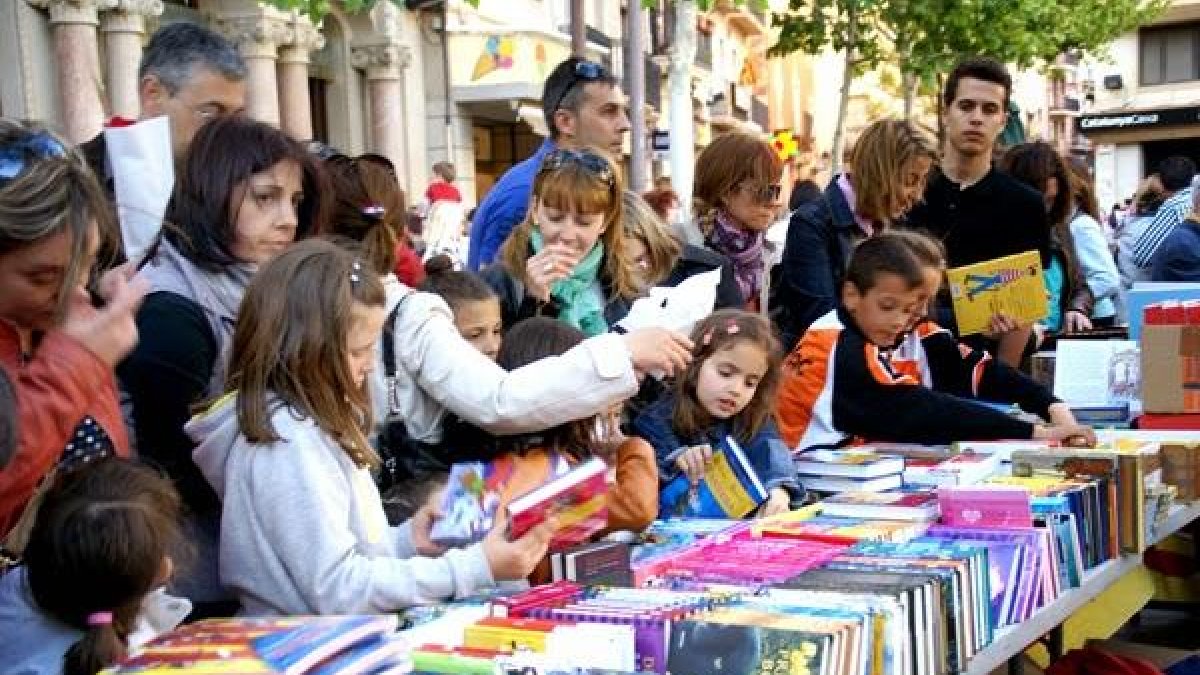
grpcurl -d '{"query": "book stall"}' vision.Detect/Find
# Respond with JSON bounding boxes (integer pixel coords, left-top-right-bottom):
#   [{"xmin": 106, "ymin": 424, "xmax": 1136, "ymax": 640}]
[{"xmin": 102, "ymin": 293, "xmax": 1200, "ymax": 675}]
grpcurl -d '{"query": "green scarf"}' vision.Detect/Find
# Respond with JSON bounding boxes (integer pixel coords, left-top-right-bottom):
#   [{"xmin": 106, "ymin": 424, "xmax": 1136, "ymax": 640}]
[{"xmin": 531, "ymin": 230, "xmax": 608, "ymax": 336}]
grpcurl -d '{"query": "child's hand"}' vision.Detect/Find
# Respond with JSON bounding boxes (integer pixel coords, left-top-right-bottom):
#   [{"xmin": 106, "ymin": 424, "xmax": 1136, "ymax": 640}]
[
  {"xmin": 482, "ymin": 508, "xmax": 557, "ymax": 581},
  {"xmin": 409, "ymin": 489, "xmax": 448, "ymax": 557},
  {"xmin": 1034, "ymin": 422, "xmax": 1097, "ymax": 447},
  {"xmin": 622, "ymin": 328, "xmax": 693, "ymax": 379},
  {"xmin": 758, "ymin": 488, "xmax": 791, "ymax": 517},
  {"xmin": 674, "ymin": 444, "xmax": 712, "ymax": 485}
]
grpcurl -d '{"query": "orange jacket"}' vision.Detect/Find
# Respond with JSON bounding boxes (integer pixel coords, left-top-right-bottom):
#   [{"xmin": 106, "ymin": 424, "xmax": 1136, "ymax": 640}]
[{"xmin": 0, "ymin": 321, "xmax": 129, "ymax": 535}]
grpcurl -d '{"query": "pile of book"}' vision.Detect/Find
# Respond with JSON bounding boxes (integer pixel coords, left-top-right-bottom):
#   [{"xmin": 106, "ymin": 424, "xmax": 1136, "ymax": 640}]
[
  {"xmin": 793, "ymin": 448, "xmax": 906, "ymax": 494},
  {"xmin": 105, "ymin": 615, "xmax": 411, "ymax": 674}
]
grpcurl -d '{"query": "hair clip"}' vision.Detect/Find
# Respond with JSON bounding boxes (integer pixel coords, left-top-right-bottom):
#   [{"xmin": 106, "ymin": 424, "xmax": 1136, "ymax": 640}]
[
  {"xmin": 362, "ymin": 204, "xmax": 385, "ymax": 221},
  {"xmin": 701, "ymin": 329, "xmax": 714, "ymax": 346},
  {"xmin": 725, "ymin": 320, "xmax": 740, "ymax": 335},
  {"xmin": 86, "ymin": 611, "xmax": 114, "ymax": 627},
  {"xmin": 350, "ymin": 259, "xmax": 363, "ymax": 285}
]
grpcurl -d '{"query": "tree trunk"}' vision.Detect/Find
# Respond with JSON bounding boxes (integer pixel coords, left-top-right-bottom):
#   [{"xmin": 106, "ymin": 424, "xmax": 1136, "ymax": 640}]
[
  {"xmin": 830, "ymin": 53, "xmax": 855, "ymax": 172},
  {"xmin": 668, "ymin": 0, "xmax": 698, "ymax": 219},
  {"xmin": 902, "ymin": 71, "xmax": 918, "ymax": 120}
]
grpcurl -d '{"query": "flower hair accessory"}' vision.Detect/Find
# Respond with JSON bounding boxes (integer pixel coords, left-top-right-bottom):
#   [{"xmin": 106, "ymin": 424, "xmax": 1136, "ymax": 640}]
[
  {"xmin": 86, "ymin": 611, "xmax": 114, "ymax": 627},
  {"xmin": 701, "ymin": 320, "xmax": 741, "ymax": 346},
  {"xmin": 361, "ymin": 204, "xmax": 385, "ymax": 221},
  {"xmin": 350, "ymin": 259, "xmax": 363, "ymax": 285}
]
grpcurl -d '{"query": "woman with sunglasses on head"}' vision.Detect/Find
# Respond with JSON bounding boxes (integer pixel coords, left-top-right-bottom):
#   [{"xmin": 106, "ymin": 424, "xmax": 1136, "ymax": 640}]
[
  {"xmin": 772, "ymin": 120, "xmax": 938, "ymax": 351},
  {"xmin": 0, "ymin": 119, "xmax": 147, "ymax": 544},
  {"xmin": 685, "ymin": 131, "xmax": 785, "ymax": 313}
]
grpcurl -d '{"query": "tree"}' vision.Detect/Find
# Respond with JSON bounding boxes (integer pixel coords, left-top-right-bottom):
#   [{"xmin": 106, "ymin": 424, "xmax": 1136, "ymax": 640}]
[{"xmin": 771, "ymin": 0, "xmax": 1168, "ymax": 157}]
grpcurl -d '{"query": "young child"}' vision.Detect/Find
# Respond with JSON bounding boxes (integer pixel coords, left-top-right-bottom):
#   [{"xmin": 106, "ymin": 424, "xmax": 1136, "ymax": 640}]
[
  {"xmin": 187, "ymin": 240, "xmax": 554, "ymax": 616},
  {"xmin": 0, "ymin": 459, "xmax": 185, "ymax": 675},
  {"xmin": 632, "ymin": 310, "xmax": 801, "ymax": 518},
  {"xmin": 491, "ymin": 317, "xmax": 657, "ymax": 536},
  {"xmin": 775, "ymin": 232, "xmax": 1096, "ymax": 450},
  {"xmin": 421, "ymin": 255, "xmax": 503, "ymax": 361}
]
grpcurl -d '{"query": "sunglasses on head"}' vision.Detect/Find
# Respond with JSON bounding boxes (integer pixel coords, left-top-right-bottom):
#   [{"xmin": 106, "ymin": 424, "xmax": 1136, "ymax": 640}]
[
  {"xmin": 740, "ymin": 182, "xmax": 783, "ymax": 205},
  {"xmin": 0, "ymin": 131, "xmax": 68, "ymax": 185},
  {"xmin": 539, "ymin": 149, "xmax": 617, "ymax": 190},
  {"xmin": 548, "ymin": 60, "xmax": 609, "ymax": 118}
]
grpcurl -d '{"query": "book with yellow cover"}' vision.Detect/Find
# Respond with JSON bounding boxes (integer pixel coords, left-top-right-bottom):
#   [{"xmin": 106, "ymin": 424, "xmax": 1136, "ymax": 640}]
[{"xmin": 947, "ymin": 250, "xmax": 1048, "ymax": 335}]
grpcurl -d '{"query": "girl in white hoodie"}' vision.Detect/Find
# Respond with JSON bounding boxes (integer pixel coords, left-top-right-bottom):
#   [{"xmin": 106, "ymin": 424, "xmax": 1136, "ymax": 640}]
[{"xmin": 189, "ymin": 240, "xmax": 554, "ymax": 616}]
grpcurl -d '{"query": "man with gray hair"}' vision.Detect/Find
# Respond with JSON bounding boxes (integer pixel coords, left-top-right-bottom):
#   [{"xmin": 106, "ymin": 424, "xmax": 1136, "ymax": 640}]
[
  {"xmin": 1150, "ymin": 175, "xmax": 1200, "ymax": 282},
  {"xmin": 80, "ymin": 21, "xmax": 247, "ymax": 186}
]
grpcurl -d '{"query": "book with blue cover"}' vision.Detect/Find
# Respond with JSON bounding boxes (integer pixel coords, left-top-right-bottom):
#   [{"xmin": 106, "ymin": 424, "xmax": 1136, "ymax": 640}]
[
  {"xmin": 658, "ymin": 436, "xmax": 767, "ymax": 519},
  {"xmin": 251, "ymin": 615, "xmax": 399, "ymax": 675}
]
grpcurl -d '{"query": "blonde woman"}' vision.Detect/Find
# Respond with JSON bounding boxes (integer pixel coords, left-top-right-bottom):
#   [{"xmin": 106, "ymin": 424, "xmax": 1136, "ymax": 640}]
[
  {"xmin": 622, "ymin": 190, "xmax": 742, "ymax": 309},
  {"xmin": 422, "ymin": 200, "xmax": 469, "ymax": 269},
  {"xmin": 772, "ymin": 119, "xmax": 937, "ymax": 349}
]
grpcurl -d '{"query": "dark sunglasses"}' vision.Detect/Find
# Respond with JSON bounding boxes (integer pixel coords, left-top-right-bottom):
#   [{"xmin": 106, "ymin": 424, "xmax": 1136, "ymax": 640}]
[
  {"xmin": 0, "ymin": 131, "xmax": 68, "ymax": 185},
  {"xmin": 741, "ymin": 182, "xmax": 783, "ymax": 205},
  {"xmin": 538, "ymin": 149, "xmax": 616, "ymax": 190},
  {"xmin": 548, "ymin": 60, "xmax": 609, "ymax": 118}
]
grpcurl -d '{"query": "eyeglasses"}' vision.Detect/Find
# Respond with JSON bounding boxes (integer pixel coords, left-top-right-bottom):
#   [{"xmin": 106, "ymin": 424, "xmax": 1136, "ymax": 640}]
[
  {"xmin": 0, "ymin": 130, "xmax": 68, "ymax": 185},
  {"xmin": 740, "ymin": 182, "xmax": 783, "ymax": 205},
  {"xmin": 547, "ymin": 60, "xmax": 609, "ymax": 118},
  {"xmin": 538, "ymin": 149, "xmax": 617, "ymax": 190}
]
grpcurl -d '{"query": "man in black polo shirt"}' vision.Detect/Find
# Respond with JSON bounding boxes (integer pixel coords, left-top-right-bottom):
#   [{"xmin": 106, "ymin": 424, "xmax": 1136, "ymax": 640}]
[{"xmin": 907, "ymin": 57, "xmax": 1049, "ymax": 367}]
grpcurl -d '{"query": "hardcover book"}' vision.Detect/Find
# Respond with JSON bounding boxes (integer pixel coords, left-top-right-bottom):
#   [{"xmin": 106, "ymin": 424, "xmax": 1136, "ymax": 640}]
[
  {"xmin": 793, "ymin": 449, "xmax": 905, "ymax": 478},
  {"xmin": 507, "ymin": 456, "xmax": 609, "ymax": 550},
  {"xmin": 818, "ymin": 489, "xmax": 940, "ymax": 522}
]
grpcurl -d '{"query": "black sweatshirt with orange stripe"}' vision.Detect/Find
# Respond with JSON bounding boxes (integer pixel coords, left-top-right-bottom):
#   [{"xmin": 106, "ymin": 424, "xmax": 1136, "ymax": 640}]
[{"xmin": 775, "ymin": 309, "xmax": 1059, "ymax": 450}]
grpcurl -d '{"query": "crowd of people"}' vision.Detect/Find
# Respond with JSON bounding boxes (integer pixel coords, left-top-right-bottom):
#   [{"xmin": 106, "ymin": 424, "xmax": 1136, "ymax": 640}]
[{"xmin": 0, "ymin": 19, "xmax": 1194, "ymax": 675}]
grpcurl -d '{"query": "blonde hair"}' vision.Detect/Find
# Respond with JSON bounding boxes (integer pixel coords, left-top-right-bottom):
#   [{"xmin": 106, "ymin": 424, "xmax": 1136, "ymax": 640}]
[
  {"xmin": 692, "ymin": 131, "xmax": 783, "ymax": 233},
  {"xmin": 499, "ymin": 148, "xmax": 640, "ymax": 301},
  {"xmin": 422, "ymin": 200, "xmax": 467, "ymax": 262},
  {"xmin": 621, "ymin": 189, "xmax": 681, "ymax": 288},
  {"xmin": 848, "ymin": 119, "xmax": 938, "ymax": 224}
]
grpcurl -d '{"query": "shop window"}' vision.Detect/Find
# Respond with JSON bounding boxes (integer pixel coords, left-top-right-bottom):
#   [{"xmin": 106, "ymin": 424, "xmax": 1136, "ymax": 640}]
[{"xmin": 1140, "ymin": 22, "xmax": 1200, "ymax": 85}]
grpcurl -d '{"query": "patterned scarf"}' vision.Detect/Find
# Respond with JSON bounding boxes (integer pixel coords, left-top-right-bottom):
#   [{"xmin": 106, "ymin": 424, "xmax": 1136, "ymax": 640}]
[
  {"xmin": 531, "ymin": 231, "xmax": 608, "ymax": 336},
  {"xmin": 706, "ymin": 210, "xmax": 765, "ymax": 304}
]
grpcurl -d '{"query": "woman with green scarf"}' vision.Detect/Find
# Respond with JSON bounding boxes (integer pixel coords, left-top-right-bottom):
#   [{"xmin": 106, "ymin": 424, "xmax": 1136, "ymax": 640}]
[{"xmin": 482, "ymin": 148, "xmax": 642, "ymax": 336}]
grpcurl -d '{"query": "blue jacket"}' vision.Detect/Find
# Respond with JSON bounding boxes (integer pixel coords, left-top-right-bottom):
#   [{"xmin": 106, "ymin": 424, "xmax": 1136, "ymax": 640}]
[
  {"xmin": 467, "ymin": 139, "xmax": 556, "ymax": 270},
  {"xmin": 630, "ymin": 394, "xmax": 801, "ymax": 499},
  {"xmin": 770, "ymin": 178, "xmax": 860, "ymax": 352},
  {"xmin": 1151, "ymin": 218, "xmax": 1200, "ymax": 282}
]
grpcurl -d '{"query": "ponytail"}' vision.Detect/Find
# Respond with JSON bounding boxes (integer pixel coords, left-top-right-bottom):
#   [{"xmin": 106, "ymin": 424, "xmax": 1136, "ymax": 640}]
[{"xmin": 62, "ymin": 604, "xmax": 138, "ymax": 675}]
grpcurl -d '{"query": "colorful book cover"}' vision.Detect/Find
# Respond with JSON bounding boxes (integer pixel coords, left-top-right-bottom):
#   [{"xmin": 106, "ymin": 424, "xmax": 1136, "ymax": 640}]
[
  {"xmin": 507, "ymin": 456, "xmax": 609, "ymax": 550},
  {"xmin": 430, "ymin": 462, "xmax": 502, "ymax": 546},
  {"xmin": 666, "ymin": 613, "xmax": 832, "ymax": 675},
  {"xmin": 752, "ymin": 509, "xmax": 928, "ymax": 545},
  {"xmin": 658, "ymin": 436, "xmax": 767, "ymax": 519},
  {"xmin": 308, "ymin": 635, "xmax": 411, "ymax": 675},
  {"xmin": 937, "ymin": 486, "xmax": 1034, "ymax": 528},
  {"xmin": 792, "ymin": 449, "xmax": 905, "ymax": 478},
  {"xmin": 946, "ymin": 249, "xmax": 1048, "ymax": 335},
  {"xmin": 252, "ymin": 615, "xmax": 399, "ymax": 675},
  {"xmin": 818, "ymin": 489, "xmax": 940, "ymax": 522}
]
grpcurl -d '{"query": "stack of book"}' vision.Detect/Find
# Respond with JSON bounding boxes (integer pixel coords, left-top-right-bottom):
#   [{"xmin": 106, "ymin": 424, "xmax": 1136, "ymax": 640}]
[
  {"xmin": 793, "ymin": 448, "xmax": 905, "ymax": 494},
  {"xmin": 108, "ymin": 616, "xmax": 410, "ymax": 674},
  {"xmin": 902, "ymin": 453, "xmax": 1002, "ymax": 488}
]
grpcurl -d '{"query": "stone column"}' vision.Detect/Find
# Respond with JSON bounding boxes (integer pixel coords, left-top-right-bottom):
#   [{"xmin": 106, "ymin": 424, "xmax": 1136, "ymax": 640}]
[
  {"xmin": 277, "ymin": 13, "xmax": 323, "ymax": 140},
  {"xmin": 99, "ymin": 0, "xmax": 162, "ymax": 120},
  {"xmin": 215, "ymin": 8, "xmax": 291, "ymax": 125},
  {"xmin": 667, "ymin": 0, "xmax": 697, "ymax": 218},
  {"xmin": 351, "ymin": 42, "xmax": 411, "ymax": 173},
  {"xmin": 31, "ymin": 0, "xmax": 116, "ymax": 143}
]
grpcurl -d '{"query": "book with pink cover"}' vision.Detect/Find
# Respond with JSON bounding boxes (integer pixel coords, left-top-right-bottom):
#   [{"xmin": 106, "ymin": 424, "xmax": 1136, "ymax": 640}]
[
  {"xmin": 904, "ymin": 453, "xmax": 1002, "ymax": 488},
  {"xmin": 937, "ymin": 486, "xmax": 1033, "ymax": 528},
  {"xmin": 507, "ymin": 456, "xmax": 609, "ymax": 550},
  {"xmin": 818, "ymin": 489, "xmax": 940, "ymax": 522}
]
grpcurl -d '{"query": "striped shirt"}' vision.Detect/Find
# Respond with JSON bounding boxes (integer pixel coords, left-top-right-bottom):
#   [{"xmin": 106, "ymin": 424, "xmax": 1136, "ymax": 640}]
[{"xmin": 1132, "ymin": 187, "xmax": 1193, "ymax": 269}]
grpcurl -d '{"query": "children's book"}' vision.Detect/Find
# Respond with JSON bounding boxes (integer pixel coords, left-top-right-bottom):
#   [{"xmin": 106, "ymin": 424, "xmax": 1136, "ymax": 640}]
[
  {"xmin": 752, "ymin": 507, "xmax": 929, "ymax": 545},
  {"xmin": 307, "ymin": 635, "xmax": 412, "ymax": 675},
  {"xmin": 658, "ymin": 436, "xmax": 767, "ymax": 519},
  {"xmin": 946, "ymin": 249, "xmax": 1048, "ymax": 335},
  {"xmin": 252, "ymin": 615, "xmax": 400, "ymax": 675},
  {"xmin": 793, "ymin": 449, "xmax": 905, "ymax": 478},
  {"xmin": 818, "ymin": 489, "xmax": 940, "ymax": 522},
  {"xmin": 937, "ymin": 486, "xmax": 1033, "ymax": 528},
  {"xmin": 430, "ymin": 462, "xmax": 501, "ymax": 546},
  {"xmin": 507, "ymin": 456, "xmax": 609, "ymax": 550}
]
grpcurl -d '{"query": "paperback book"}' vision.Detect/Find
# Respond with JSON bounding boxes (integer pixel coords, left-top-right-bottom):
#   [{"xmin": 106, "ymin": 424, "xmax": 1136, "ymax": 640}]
[{"xmin": 658, "ymin": 436, "xmax": 767, "ymax": 519}]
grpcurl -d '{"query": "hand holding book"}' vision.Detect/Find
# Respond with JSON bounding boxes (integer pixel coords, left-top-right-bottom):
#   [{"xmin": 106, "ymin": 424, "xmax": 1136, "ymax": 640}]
[
  {"xmin": 675, "ymin": 444, "xmax": 714, "ymax": 485},
  {"xmin": 484, "ymin": 506, "xmax": 559, "ymax": 581}
]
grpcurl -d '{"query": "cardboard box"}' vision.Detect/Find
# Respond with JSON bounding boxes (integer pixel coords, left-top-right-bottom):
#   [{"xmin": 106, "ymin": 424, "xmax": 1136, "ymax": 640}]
[
  {"xmin": 1162, "ymin": 443, "xmax": 1200, "ymax": 501},
  {"xmin": 1141, "ymin": 324, "xmax": 1200, "ymax": 414}
]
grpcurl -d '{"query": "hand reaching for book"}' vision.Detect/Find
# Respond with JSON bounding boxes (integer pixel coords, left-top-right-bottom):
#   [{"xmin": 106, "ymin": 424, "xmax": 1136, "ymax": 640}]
[
  {"xmin": 409, "ymin": 497, "xmax": 448, "ymax": 557},
  {"xmin": 675, "ymin": 445, "xmax": 713, "ymax": 485},
  {"xmin": 1033, "ymin": 422, "xmax": 1097, "ymax": 447},
  {"xmin": 758, "ymin": 488, "xmax": 791, "ymax": 518},
  {"xmin": 483, "ymin": 508, "xmax": 558, "ymax": 581}
]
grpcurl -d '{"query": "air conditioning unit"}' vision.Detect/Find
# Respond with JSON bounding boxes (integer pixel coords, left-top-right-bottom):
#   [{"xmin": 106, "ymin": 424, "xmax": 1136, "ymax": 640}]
[{"xmin": 1103, "ymin": 74, "xmax": 1124, "ymax": 91}]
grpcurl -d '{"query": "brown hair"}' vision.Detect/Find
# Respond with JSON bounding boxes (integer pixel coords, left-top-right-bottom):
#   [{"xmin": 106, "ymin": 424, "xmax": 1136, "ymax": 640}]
[
  {"xmin": 1000, "ymin": 142, "xmax": 1086, "ymax": 296},
  {"xmin": 0, "ymin": 368, "xmax": 13, "ymax": 469},
  {"xmin": 0, "ymin": 119, "xmax": 114, "ymax": 321},
  {"xmin": 672, "ymin": 309, "xmax": 782, "ymax": 445},
  {"xmin": 692, "ymin": 131, "xmax": 783, "ymax": 233},
  {"xmin": 891, "ymin": 229, "xmax": 946, "ymax": 272},
  {"xmin": 432, "ymin": 161, "xmax": 456, "ymax": 182},
  {"xmin": 166, "ymin": 116, "xmax": 329, "ymax": 273},
  {"xmin": 498, "ymin": 147, "xmax": 640, "ymax": 302},
  {"xmin": 641, "ymin": 187, "xmax": 680, "ymax": 222},
  {"xmin": 326, "ymin": 155, "xmax": 404, "ymax": 276},
  {"xmin": 943, "ymin": 56, "xmax": 1012, "ymax": 109},
  {"xmin": 1066, "ymin": 159, "xmax": 1101, "ymax": 222},
  {"xmin": 496, "ymin": 317, "xmax": 595, "ymax": 461},
  {"xmin": 845, "ymin": 233, "xmax": 928, "ymax": 294},
  {"xmin": 24, "ymin": 459, "xmax": 183, "ymax": 675},
  {"xmin": 422, "ymin": 254, "xmax": 497, "ymax": 313},
  {"xmin": 227, "ymin": 239, "xmax": 386, "ymax": 467},
  {"xmin": 622, "ymin": 189, "xmax": 682, "ymax": 288},
  {"xmin": 848, "ymin": 120, "xmax": 938, "ymax": 224}
]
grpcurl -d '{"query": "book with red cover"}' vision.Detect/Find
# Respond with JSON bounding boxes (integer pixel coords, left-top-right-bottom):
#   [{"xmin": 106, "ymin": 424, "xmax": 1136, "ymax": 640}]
[
  {"xmin": 507, "ymin": 456, "xmax": 609, "ymax": 550},
  {"xmin": 1137, "ymin": 413, "xmax": 1200, "ymax": 430},
  {"xmin": 937, "ymin": 486, "xmax": 1033, "ymax": 528}
]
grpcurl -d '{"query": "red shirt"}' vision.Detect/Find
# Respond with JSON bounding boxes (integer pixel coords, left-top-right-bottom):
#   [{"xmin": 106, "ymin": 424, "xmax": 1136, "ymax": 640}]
[{"xmin": 425, "ymin": 182, "xmax": 462, "ymax": 204}]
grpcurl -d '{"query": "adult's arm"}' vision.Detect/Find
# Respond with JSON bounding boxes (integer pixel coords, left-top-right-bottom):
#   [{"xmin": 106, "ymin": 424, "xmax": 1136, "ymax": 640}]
[
  {"xmin": 472, "ymin": 190, "xmax": 526, "ymax": 271},
  {"xmin": 116, "ymin": 292, "xmax": 219, "ymax": 511},
  {"xmin": 1069, "ymin": 215, "xmax": 1120, "ymax": 307},
  {"xmin": 0, "ymin": 332, "xmax": 109, "ymax": 534},
  {"xmin": 776, "ymin": 205, "xmax": 840, "ymax": 350},
  {"xmin": 1133, "ymin": 197, "xmax": 1189, "ymax": 269},
  {"xmin": 1151, "ymin": 235, "xmax": 1200, "ymax": 282},
  {"xmin": 393, "ymin": 292, "xmax": 638, "ymax": 437}
]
